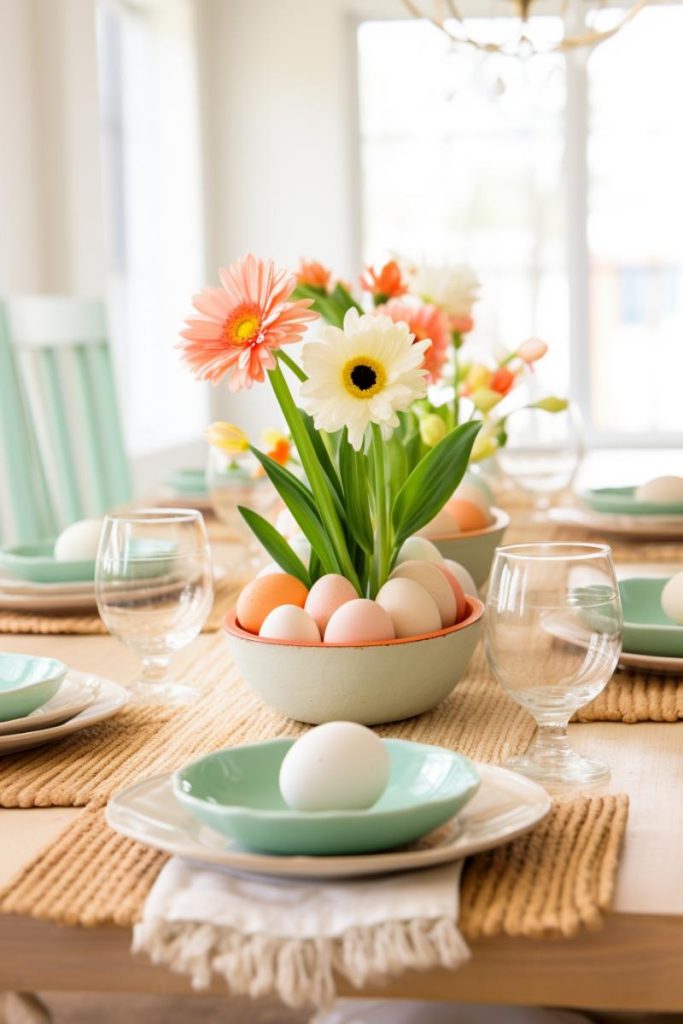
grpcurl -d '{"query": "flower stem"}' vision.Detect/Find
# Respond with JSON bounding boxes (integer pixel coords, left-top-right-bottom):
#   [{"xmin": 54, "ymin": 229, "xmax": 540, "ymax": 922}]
[
  {"xmin": 452, "ymin": 347, "xmax": 460, "ymax": 427},
  {"xmin": 277, "ymin": 349, "xmax": 307, "ymax": 382},
  {"xmin": 268, "ymin": 363, "xmax": 360, "ymax": 591},
  {"xmin": 370, "ymin": 423, "xmax": 391, "ymax": 597}
]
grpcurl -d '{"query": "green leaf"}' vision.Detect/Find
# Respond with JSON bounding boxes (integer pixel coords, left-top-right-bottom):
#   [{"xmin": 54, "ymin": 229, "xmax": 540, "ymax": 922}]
[
  {"xmin": 300, "ymin": 411, "xmax": 345, "ymax": 507},
  {"xmin": 250, "ymin": 447, "xmax": 341, "ymax": 575},
  {"xmin": 338, "ymin": 431, "xmax": 374, "ymax": 554},
  {"xmin": 391, "ymin": 421, "xmax": 481, "ymax": 546},
  {"xmin": 330, "ymin": 282, "xmax": 363, "ymax": 315},
  {"xmin": 385, "ymin": 433, "xmax": 408, "ymax": 499},
  {"xmin": 237, "ymin": 507, "xmax": 310, "ymax": 587}
]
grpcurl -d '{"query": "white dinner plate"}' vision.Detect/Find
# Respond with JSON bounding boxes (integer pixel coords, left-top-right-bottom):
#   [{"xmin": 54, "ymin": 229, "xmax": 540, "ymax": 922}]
[
  {"xmin": 106, "ymin": 763, "xmax": 551, "ymax": 880},
  {"xmin": 0, "ymin": 674, "xmax": 129, "ymax": 754},
  {"xmin": 0, "ymin": 589, "xmax": 98, "ymax": 612},
  {"xmin": 551, "ymin": 506, "xmax": 683, "ymax": 540},
  {"xmin": 0, "ymin": 577, "xmax": 96, "ymax": 596},
  {"xmin": 0, "ymin": 673, "xmax": 101, "ymax": 735}
]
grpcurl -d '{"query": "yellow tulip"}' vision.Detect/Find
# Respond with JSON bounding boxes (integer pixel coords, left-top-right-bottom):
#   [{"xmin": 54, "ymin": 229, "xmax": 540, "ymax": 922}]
[
  {"xmin": 206, "ymin": 421, "xmax": 249, "ymax": 453},
  {"xmin": 419, "ymin": 414, "xmax": 447, "ymax": 447},
  {"xmin": 534, "ymin": 396, "xmax": 569, "ymax": 413},
  {"xmin": 471, "ymin": 387, "xmax": 503, "ymax": 413},
  {"xmin": 465, "ymin": 364, "xmax": 492, "ymax": 392},
  {"xmin": 471, "ymin": 431, "xmax": 498, "ymax": 462}
]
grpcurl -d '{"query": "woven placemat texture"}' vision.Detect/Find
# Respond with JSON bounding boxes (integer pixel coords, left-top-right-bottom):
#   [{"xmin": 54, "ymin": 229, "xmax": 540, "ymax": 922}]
[
  {"xmin": 0, "ymin": 574, "xmax": 242, "ymax": 636},
  {"xmin": 0, "ymin": 640, "xmax": 536, "ymax": 808},
  {"xmin": 0, "ymin": 793, "xmax": 628, "ymax": 938}
]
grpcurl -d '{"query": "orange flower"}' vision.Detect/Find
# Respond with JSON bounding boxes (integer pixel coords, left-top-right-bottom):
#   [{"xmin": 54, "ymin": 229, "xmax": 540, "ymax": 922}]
[
  {"xmin": 379, "ymin": 298, "xmax": 450, "ymax": 384},
  {"xmin": 297, "ymin": 259, "xmax": 332, "ymax": 291},
  {"xmin": 358, "ymin": 260, "xmax": 407, "ymax": 302},
  {"xmin": 263, "ymin": 429, "xmax": 291, "ymax": 466},
  {"xmin": 179, "ymin": 254, "xmax": 318, "ymax": 391},
  {"xmin": 449, "ymin": 313, "xmax": 474, "ymax": 335},
  {"xmin": 489, "ymin": 366, "xmax": 515, "ymax": 396}
]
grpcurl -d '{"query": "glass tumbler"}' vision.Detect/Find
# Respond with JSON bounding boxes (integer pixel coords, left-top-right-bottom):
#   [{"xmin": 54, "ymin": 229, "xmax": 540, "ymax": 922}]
[
  {"xmin": 485, "ymin": 543, "xmax": 622, "ymax": 788},
  {"xmin": 95, "ymin": 509, "xmax": 213, "ymax": 705}
]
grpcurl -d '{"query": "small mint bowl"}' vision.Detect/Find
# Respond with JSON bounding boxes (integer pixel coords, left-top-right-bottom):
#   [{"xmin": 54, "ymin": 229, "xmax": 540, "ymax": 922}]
[
  {"xmin": 620, "ymin": 577, "xmax": 683, "ymax": 657},
  {"xmin": 0, "ymin": 653, "xmax": 68, "ymax": 721},
  {"xmin": 173, "ymin": 738, "xmax": 480, "ymax": 856},
  {"xmin": 580, "ymin": 486, "xmax": 683, "ymax": 516},
  {"xmin": 0, "ymin": 542, "xmax": 95, "ymax": 583}
]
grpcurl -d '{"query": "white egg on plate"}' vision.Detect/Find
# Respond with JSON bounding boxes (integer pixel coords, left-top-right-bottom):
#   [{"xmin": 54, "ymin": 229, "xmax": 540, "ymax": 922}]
[
  {"xmin": 54, "ymin": 519, "xmax": 103, "ymax": 561},
  {"xmin": 661, "ymin": 572, "xmax": 683, "ymax": 625},
  {"xmin": 635, "ymin": 476, "xmax": 683, "ymax": 503},
  {"xmin": 389, "ymin": 559, "xmax": 456, "ymax": 628},
  {"xmin": 376, "ymin": 577, "xmax": 441, "ymax": 638},
  {"xmin": 443, "ymin": 558, "xmax": 478, "ymax": 598},
  {"xmin": 395, "ymin": 536, "xmax": 444, "ymax": 567},
  {"xmin": 259, "ymin": 604, "xmax": 321, "ymax": 643},
  {"xmin": 279, "ymin": 721, "xmax": 390, "ymax": 811}
]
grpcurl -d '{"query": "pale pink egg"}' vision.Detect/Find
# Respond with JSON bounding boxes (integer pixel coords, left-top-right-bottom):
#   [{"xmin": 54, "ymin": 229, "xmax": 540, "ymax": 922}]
[
  {"xmin": 324, "ymin": 599, "xmax": 395, "ymax": 644},
  {"xmin": 438, "ymin": 565, "xmax": 467, "ymax": 623},
  {"xmin": 416, "ymin": 506, "xmax": 460, "ymax": 540},
  {"xmin": 443, "ymin": 558, "xmax": 478, "ymax": 599},
  {"xmin": 390, "ymin": 560, "xmax": 456, "ymax": 628},
  {"xmin": 376, "ymin": 578, "xmax": 441, "ymax": 639},
  {"xmin": 395, "ymin": 536, "xmax": 444, "ymax": 567},
  {"xmin": 259, "ymin": 605, "xmax": 321, "ymax": 643},
  {"xmin": 305, "ymin": 574, "xmax": 358, "ymax": 634}
]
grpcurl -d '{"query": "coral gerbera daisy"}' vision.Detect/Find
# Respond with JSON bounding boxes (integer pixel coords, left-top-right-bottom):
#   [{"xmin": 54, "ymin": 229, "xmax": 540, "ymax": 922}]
[
  {"xmin": 299, "ymin": 308, "xmax": 431, "ymax": 451},
  {"xmin": 378, "ymin": 298, "xmax": 451, "ymax": 384},
  {"xmin": 358, "ymin": 260, "xmax": 407, "ymax": 304},
  {"xmin": 297, "ymin": 259, "xmax": 332, "ymax": 291},
  {"xmin": 179, "ymin": 254, "xmax": 318, "ymax": 391}
]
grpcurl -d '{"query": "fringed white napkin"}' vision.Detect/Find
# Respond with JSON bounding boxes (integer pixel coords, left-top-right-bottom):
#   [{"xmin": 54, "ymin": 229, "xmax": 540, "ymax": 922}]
[{"xmin": 133, "ymin": 858, "xmax": 469, "ymax": 1010}]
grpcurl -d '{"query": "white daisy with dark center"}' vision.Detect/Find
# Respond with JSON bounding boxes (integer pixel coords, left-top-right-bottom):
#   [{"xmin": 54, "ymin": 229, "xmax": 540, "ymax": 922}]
[{"xmin": 300, "ymin": 308, "xmax": 431, "ymax": 450}]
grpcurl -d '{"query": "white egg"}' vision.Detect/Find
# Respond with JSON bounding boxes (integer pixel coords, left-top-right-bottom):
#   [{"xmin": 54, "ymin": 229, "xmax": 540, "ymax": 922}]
[
  {"xmin": 54, "ymin": 519, "xmax": 103, "ymax": 561},
  {"xmin": 396, "ymin": 536, "xmax": 444, "ymax": 567},
  {"xmin": 635, "ymin": 476, "xmax": 683, "ymax": 503},
  {"xmin": 259, "ymin": 604, "xmax": 321, "ymax": 643},
  {"xmin": 390, "ymin": 560, "xmax": 456, "ymax": 628},
  {"xmin": 256, "ymin": 562, "xmax": 286, "ymax": 578},
  {"xmin": 275, "ymin": 507, "xmax": 299, "ymax": 540},
  {"xmin": 452, "ymin": 481, "xmax": 490, "ymax": 514},
  {"xmin": 661, "ymin": 572, "xmax": 683, "ymax": 625},
  {"xmin": 443, "ymin": 558, "xmax": 478, "ymax": 597},
  {"xmin": 279, "ymin": 721, "xmax": 390, "ymax": 811},
  {"xmin": 416, "ymin": 507, "xmax": 460, "ymax": 540},
  {"xmin": 289, "ymin": 534, "xmax": 312, "ymax": 569},
  {"xmin": 376, "ymin": 577, "xmax": 441, "ymax": 638}
]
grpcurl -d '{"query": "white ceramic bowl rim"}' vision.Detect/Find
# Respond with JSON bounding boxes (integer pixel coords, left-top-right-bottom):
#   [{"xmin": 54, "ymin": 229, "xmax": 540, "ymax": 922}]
[
  {"xmin": 0, "ymin": 653, "xmax": 68, "ymax": 691},
  {"xmin": 225, "ymin": 596, "xmax": 484, "ymax": 649},
  {"xmin": 425, "ymin": 506, "xmax": 510, "ymax": 541}
]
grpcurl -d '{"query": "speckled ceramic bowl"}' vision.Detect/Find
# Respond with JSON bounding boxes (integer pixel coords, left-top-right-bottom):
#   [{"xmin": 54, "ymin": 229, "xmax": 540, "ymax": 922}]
[
  {"xmin": 224, "ymin": 598, "xmax": 484, "ymax": 726},
  {"xmin": 430, "ymin": 508, "xmax": 510, "ymax": 588}
]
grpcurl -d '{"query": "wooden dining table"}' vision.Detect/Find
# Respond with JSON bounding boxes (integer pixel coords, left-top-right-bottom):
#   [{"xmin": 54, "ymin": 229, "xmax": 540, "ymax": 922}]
[{"xmin": 1, "ymin": 620, "xmax": 682, "ymax": 1015}]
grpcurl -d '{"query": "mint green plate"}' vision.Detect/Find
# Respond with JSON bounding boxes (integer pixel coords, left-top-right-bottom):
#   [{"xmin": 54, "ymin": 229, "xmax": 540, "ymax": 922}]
[
  {"xmin": 166, "ymin": 467, "xmax": 208, "ymax": 497},
  {"xmin": 0, "ymin": 542, "xmax": 95, "ymax": 583},
  {"xmin": 0, "ymin": 653, "xmax": 67, "ymax": 721},
  {"xmin": 619, "ymin": 577, "xmax": 683, "ymax": 657},
  {"xmin": 580, "ymin": 487, "xmax": 683, "ymax": 516},
  {"xmin": 173, "ymin": 739, "xmax": 480, "ymax": 856}
]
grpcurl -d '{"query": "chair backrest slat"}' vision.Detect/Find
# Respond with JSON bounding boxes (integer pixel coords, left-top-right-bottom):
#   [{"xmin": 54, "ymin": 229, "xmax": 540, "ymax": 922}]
[{"xmin": 0, "ymin": 296, "xmax": 132, "ymax": 541}]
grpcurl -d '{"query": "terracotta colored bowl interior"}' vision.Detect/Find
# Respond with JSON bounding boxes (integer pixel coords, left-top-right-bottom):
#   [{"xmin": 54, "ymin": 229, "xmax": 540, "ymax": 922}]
[
  {"xmin": 225, "ymin": 596, "xmax": 484, "ymax": 649},
  {"xmin": 427, "ymin": 506, "xmax": 510, "ymax": 542}
]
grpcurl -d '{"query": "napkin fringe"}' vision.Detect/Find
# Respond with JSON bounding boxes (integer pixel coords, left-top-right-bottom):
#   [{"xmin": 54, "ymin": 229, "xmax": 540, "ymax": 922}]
[{"xmin": 132, "ymin": 915, "xmax": 469, "ymax": 1009}]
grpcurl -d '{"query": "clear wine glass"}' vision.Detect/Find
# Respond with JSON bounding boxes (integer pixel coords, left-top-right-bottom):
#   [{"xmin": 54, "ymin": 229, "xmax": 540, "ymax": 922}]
[
  {"xmin": 485, "ymin": 543, "xmax": 622, "ymax": 789},
  {"xmin": 95, "ymin": 509, "xmax": 213, "ymax": 705},
  {"xmin": 496, "ymin": 404, "xmax": 583, "ymax": 517}
]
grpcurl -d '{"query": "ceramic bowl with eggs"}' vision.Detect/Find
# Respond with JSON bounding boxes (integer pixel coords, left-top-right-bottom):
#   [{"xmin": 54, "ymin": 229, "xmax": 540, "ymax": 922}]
[
  {"xmin": 415, "ymin": 480, "xmax": 510, "ymax": 588},
  {"xmin": 224, "ymin": 535, "xmax": 485, "ymax": 725}
]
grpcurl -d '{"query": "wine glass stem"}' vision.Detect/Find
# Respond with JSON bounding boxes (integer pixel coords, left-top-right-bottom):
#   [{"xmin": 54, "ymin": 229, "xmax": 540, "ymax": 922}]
[
  {"xmin": 532, "ymin": 722, "xmax": 571, "ymax": 761},
  {"xmin": 140, "ymin": 655, "xmax": 170, "ymax": 683}
]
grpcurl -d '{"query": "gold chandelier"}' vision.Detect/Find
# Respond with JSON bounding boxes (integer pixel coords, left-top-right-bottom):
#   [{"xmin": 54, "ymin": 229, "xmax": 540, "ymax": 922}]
[{"xmin": 401, "ymin": 0, "xmax": 652, "ymax": 57}]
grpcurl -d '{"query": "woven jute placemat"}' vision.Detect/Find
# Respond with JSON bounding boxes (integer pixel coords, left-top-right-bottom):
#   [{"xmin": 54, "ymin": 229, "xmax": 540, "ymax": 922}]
[
  {"xmin": 0, "ymin": 792, "xmax": 628, "ymax": 939},
  {"xmin": 0, "ymin": 574, "xmax": 243, "ymax": 636}
]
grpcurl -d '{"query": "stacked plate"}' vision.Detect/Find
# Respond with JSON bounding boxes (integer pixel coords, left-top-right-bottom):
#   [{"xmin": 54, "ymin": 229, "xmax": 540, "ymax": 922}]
[
  {"xmin": 0, "ymin": 653, "xmax": 129, "ymax": 754},
  {"xmin": 156, "ymin": 467, "xmax": 213, "ymax": 512},
  {"xmin": 617, "ymin": 574, "xmax": 683, "ymax": 675},
  {"xmin": 551, "ymin": 484, "xmax": 683, "ymax": 540},
  {"xmin": 0, "ymin": 541, "xmax": 98, "ymax": 612},
  {"xmin": 108, "ymin": 738, "xmax": 551, "ymax": 880}
]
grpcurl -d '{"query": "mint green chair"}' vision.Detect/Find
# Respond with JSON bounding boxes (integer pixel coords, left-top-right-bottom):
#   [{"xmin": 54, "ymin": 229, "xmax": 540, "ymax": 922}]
[{"xmin": 0, "ymin": 297, "xmax": 131, "ymax": 542}]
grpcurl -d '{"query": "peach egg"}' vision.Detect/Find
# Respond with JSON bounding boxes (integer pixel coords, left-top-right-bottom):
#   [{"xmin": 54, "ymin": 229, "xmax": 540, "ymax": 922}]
[
  {"xmin": 390, "ymin": 560, "xmax": 456, "ymax": 628},
  {"xmin": 443, "ymin": 558, "xmax": 478, "ymax": 599},
  {"xmin": 324, "ymin": 599, "xmax": 395, "ymax": 644},
  {"xmin": 256, "ymin": 562, "xmax": 286, "ymax": 578},
  {"xmin": 259, "ymin": 605, "xmax": 321, "ymax": 643},
  {"xmin": 395, "ymin": 536, "xmax": 444, "ymax": 567},
  {"xmin": 447, "ymin": 498, "xmax": 492, "ymax": 532},
  {"xmin": 376, "ymin": 578, "xmax": 441, "ymax": 639},
  {"xmin": 305, "ymin": 574, "xmax": 358, "ymax": 634},
  {"xmin": 416, "ymin": 506, "xmax": 460, "ymax": 540},
  {"xmin": 236, "ymin": 573, "xmax": 308, "ymax": 635},
  {"xmin": 438, "ymin": 565, "xmax": 467, "ymax": 623}
]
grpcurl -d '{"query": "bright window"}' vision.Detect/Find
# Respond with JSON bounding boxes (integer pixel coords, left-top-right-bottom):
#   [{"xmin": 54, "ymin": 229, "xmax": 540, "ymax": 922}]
[{"xmin": 357, "ymin": 8, "xmax": 683, "ymax": 443}]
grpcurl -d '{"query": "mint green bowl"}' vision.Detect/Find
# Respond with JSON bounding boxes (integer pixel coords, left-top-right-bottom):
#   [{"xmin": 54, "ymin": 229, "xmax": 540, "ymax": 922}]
[
  {"xmin": 0, "ymin": 542, "xmax": 95, "ymax": 583},
  {"xmin": 166, "ymin": 467, "xmax": 208, "ymax": 496},
  {"xmin": 580, "ymin": 487, "xmax": 683, "ymax": 516},
  {"xmin": 620, "ymin": 577, "xmax": 683, "ymax": 657},
  {"xmin": 173, "ymin": 739, "xmax": 480, "ymax": 856},
  {"xmin": 0, "ymin": 653, "xmax": 67, "ymax": 721}
]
